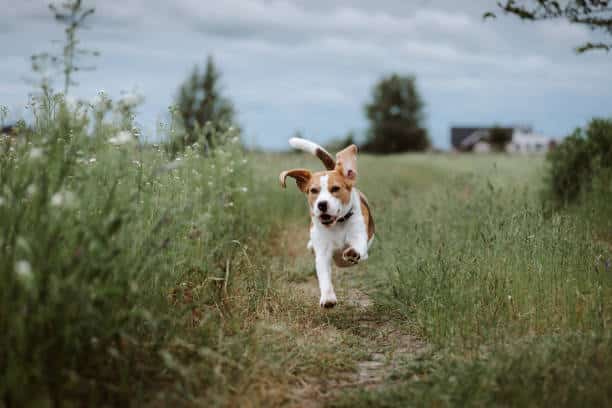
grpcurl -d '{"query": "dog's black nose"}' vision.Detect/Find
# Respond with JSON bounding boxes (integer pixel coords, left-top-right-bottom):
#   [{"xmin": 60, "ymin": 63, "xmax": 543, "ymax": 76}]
[{"xmin": 317, "ymin": 201, "xmax": 328, "ymax": 212}]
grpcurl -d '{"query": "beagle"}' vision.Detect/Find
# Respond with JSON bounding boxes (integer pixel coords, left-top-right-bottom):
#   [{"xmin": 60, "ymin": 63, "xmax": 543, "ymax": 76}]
[{"xmin": 280, "ymin": 138, "xmax": 375, "ymax": 308}]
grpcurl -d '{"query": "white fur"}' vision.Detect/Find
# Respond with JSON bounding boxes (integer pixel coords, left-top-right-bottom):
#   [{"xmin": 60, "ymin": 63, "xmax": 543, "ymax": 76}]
[
  {"xmin": 309, "ymin": 188, "xmax": 372, "ymax": 307},
  {"xmin": 289, "ymin": 137, "xmax": 323, "ymax": 156},
  {"xmin": 312, "ymin": 175, "xmax": 348, "ymax": 219}
]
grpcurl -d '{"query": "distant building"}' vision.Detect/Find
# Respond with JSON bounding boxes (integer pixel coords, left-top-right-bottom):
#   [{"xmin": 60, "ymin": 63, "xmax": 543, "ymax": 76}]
[
  {"xmin": 505, "ymin": 130, "xmax": 553, "ymax": 154},
  {"xmin": 450, "ymin": 125, "xmax": 554, "ymax": 154}
]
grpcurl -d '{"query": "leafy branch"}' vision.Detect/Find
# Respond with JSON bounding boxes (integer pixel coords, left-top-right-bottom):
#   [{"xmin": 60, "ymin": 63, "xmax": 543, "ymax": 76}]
[{"xmin": 484, "ymin": 1, "xmax": 612, "ymax": 53}]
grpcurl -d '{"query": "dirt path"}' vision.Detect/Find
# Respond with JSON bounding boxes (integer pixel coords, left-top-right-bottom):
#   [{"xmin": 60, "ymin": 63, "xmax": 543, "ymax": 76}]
[{"xmin": 275, "ymin": 224, "xmax": 428, "ymax": 407}]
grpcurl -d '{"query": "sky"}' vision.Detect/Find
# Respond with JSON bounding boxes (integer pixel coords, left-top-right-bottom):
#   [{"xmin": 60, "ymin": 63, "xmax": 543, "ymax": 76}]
[{"xmin": 1, "ymin": 0, "xmax": 611, "ymax": 150}]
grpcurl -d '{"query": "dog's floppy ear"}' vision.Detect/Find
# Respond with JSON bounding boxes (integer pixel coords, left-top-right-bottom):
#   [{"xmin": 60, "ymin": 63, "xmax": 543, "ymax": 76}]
[
  {"xmin": 335, "ymin": 144, "xmax": 358, "ymax": 182},
  {"xmin": 280, "ymin": 168, "xmax": 312, "ymax": 192}
]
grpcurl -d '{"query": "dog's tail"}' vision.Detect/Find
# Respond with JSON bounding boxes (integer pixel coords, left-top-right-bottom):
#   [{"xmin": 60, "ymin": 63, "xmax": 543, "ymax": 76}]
[{"xmin": 289, "ymin": 137, "xmax": 335, "ymax": 170}]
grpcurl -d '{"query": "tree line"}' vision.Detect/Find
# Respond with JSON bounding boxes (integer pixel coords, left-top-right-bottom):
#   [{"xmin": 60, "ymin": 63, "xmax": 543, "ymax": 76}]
[{"xmin": 176, "ymin": 57, "xmax": 431, "ymax": 154}]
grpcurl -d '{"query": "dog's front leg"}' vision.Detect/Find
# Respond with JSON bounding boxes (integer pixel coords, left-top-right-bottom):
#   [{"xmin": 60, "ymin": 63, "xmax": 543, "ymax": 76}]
[
  {"xmin": 315, "ymin": 249, "xmax": 336, "ymax": 308},
  {"xmin": 343, "ymin": 228, "xmax": 369, "ymax": 265}
]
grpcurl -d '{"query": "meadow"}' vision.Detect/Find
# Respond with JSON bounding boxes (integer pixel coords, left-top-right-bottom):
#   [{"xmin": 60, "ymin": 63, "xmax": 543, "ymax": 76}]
[{"xmin": 1, "ymin": 99, "xmax": 611, "ymax": 407}]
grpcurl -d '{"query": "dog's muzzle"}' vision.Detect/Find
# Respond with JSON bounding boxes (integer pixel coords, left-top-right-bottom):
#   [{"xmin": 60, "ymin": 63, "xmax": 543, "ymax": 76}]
[{"xmin": 320, "ymin": 214, "xmax": 336, "ymax": 225}]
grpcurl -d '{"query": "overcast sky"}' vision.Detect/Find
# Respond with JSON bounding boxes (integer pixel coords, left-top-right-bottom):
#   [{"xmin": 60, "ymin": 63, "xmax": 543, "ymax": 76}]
[{"xmin": 1, "ymin": 0, "xmax": 611, "ymax": 149}]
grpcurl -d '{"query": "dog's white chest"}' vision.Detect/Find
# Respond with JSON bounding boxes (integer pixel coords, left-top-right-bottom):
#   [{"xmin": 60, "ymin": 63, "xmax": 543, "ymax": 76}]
[{"xmin": 310, "ymin": 190, "xmax": 368, "ymax": 251}]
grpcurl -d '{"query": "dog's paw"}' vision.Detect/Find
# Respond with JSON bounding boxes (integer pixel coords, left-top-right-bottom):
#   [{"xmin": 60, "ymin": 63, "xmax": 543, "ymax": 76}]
[
  {"xmin": 307, "ymin": 240, "xmax": 314, "ymax": 254},
  {"xmin": 320, "ymin": 292, "xmax": 337, "ymax": 309},
  {"xmin": 342, "ymin": 247, "xmax": 361, "ymax": 265}
]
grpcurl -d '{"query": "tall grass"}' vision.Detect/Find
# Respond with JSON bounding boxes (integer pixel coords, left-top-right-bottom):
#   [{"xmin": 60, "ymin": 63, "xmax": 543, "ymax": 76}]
[
  {"xmin": 334, "ymin": 154, "xmax": 612, "ymax": 406},
  {"xmin": 0, "ymin": 93, "xmax": 280, "ymax": 405},
  {"xmin": 386, "ymin": 173, "xmax": 610, "ymax": 347}
]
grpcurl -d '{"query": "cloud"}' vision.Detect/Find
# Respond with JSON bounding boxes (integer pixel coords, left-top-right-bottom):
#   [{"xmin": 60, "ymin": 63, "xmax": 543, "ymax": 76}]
[{"xmin": 0, "ymin": 0, "xmax": 611, "ymax": 149}]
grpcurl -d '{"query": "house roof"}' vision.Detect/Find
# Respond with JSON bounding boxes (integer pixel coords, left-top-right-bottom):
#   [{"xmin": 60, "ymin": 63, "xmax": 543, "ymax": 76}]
[{"xmin": 451, "ymin": 126, "xmax": 515, "ymax": 150}]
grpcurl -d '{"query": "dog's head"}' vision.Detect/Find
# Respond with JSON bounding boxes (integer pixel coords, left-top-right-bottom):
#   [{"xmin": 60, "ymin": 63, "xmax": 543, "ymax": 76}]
[{"xmin": 280, "ymin": 144, "xmax": 358, "ymax": 226}]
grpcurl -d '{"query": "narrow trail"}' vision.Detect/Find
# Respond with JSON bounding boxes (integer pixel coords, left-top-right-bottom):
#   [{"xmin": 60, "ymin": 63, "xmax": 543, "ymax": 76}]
[
  {"xmin": 274, "ymin": 223, "xmax": 428, "ymax": 407},
  {"xmin": 290, "ymin": 276, "xmax": 427, "ymax": 406}
]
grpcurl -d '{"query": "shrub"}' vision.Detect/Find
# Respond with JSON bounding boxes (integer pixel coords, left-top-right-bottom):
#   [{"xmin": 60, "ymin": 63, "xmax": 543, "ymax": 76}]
[
  {"xmin": 545, "ymin": 118, "xmax": 612, "ymax": 204},
  {"xmin": 0, "ymin": 92, "xmax": 268, "ymax": 405},
  {"xmin": 0, "ymin": 96, "xmax": 146, "ymax": 404}
]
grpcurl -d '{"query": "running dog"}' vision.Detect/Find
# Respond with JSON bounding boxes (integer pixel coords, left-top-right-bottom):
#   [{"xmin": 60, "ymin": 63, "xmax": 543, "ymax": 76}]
[{"xmin": 280, "ymin": 138, "xmax": 374, "ymax": 308}]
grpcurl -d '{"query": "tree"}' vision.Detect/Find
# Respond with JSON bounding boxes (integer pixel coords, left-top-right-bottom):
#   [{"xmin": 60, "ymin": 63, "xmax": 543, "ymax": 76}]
[
  {"xmin": 363, "ymin": 74, "xmax": 429, "ymax": 153},
  {"xmin": 485, "ymin": 1, "xmax": 612, "ymax": 53},
  {"xmin": 31, "ymin": 0, "xmax": 98, "ymax": 94},
  {"xmin": 176, "ymin": 56, "xmax": 237, "ymax": 148}
]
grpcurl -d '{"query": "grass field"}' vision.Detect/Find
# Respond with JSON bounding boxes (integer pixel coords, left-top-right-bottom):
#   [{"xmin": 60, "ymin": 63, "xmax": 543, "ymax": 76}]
[{"xmin": 1, "ymin": 103, "xmax": 611, "ymax": 407}]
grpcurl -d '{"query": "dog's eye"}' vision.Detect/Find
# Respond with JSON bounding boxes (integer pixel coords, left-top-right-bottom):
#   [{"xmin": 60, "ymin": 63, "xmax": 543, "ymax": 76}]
[
  {"xmin": 330, "ymin": 186, "xmax": 341, "ymax": 193},
  {"xmin": 310, "ymin": 188, "xmax": 319, "ymax": 194}
]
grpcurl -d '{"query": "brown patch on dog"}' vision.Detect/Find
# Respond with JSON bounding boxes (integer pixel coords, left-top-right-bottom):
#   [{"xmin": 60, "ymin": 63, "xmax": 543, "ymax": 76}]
[
  {"xmin": 301, "ymin": 170, "xmax": 352, "ymax": 207},
  {"xmin": 335, "ymin": 144, "xmax": 358, "ymax": 181},
  {"xmin": 280, "ymin": 168, "xmax": 312, "ymax": 192},
  {"xmin": 326, "ymin": 170, "xmax": 352, "ymax": 204},
  {"xmin": 316, "ymin": 148, "xmax": 336, "ymax": 170},
  {"xmin": 359, "ymin": 192, "xmax": 375, "ymax": 240},
  {"xmin": 306, "ymin": 173, "xmax": 323, "ymax": 208}
]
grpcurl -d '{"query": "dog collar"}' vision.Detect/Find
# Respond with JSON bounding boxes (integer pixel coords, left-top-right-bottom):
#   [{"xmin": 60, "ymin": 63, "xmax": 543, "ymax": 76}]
[{"xmin": 336, "ymin": 207, "xmax": 354, "ymax": 223}]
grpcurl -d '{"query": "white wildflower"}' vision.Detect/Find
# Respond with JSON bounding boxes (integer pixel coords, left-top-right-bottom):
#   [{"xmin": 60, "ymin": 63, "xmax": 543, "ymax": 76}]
[
  {"xmin": 64, "ymin": 95, "xmax": 78, "ymax": 111},
  {"xmin": 240, "ymin": 186, "xmax": 248, "ymax": 193},
  {"xmin": 226, "ymin": 202, "xmax": 234, "ymax": 208},
  {"xmin": 50, "ymin": 190, "xmax": 77, "ymax": 208},
  {"xmin": 507, "ymin": 295, "xmax": 512, "ymax": 301},
  {"xmin": 0, "ymin": 196, "xmax": 5, "ymax": 206},
  {"xmin": 207, "ymin": 181, "xmax": 213, "ymax": 187},
  {"xmin": 132, "ymin": 160, "xmax": 141, "ymax": 167},
  {"xmin": 89, "ymin": 157, "xmax": 97, "ymax": 164},
  {"xmin": 15, "ymin": 260, "xmax": 33, "ymax": 282},
  {"xmin": 119, "ymin": 92, "xmax": 144, "ymax": 107},
  {"xmin": 29, "ymin": 147, "xmax": 44, "ymax": 160},
  {"xmin": 26, "ymin": 184, "xmax": 37, "ymax": 197},
  {"xmin": 130, "ymin": 281, "xmax": 139, "ymax": 293},
  {"xmin": 92, "ymin": 90, "xmax": 107, "ymax": 108},
  {"xmin": 108, "ymin": 130, "xmax": 133, "ymax": 146}
]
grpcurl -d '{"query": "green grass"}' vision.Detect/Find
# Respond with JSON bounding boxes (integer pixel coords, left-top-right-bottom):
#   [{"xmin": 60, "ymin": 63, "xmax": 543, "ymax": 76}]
[
  {"xmin": 331, "ymin": 332, "xmax": 612, "ymax": 407},
  {"xmin": 329, "ymin": 154, "xmax": 612, "ymax": 407},
  {"xmin": 1, "ymin": 96, "xmax": 611, "ymax": 406}
]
